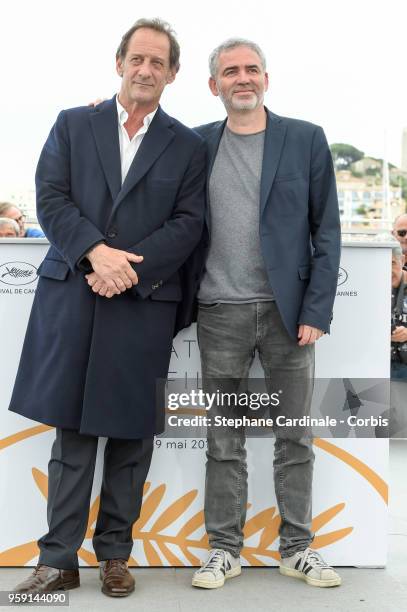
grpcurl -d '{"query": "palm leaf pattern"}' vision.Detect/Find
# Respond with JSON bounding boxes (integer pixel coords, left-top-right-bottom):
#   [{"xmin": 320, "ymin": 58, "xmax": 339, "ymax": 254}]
[{"xmin": 0, "ymin": 469, "xmax": 353, "ymax": 566}]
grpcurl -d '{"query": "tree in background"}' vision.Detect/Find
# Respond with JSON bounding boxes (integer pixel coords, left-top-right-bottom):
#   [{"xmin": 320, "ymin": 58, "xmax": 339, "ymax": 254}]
[{"xmin": 330, "ymin": 143, "xmax": 364, "ymax": 170}]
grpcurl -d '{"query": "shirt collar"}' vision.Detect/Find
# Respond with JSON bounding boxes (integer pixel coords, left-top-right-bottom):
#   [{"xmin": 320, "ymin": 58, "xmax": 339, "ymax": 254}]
[{"xmin": 116, "ymin": 94, "xmax": 157, "ymax": 129}]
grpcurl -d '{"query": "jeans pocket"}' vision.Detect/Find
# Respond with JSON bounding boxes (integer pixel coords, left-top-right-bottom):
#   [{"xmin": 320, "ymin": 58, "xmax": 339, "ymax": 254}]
[{"xmin": 198, "ymin": 302, "xmax": 221, "ymax": 311}]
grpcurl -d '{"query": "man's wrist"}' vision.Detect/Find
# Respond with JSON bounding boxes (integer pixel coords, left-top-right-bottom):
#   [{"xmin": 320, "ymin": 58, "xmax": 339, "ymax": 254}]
[
  {"xmin": 86, "ymin": 241, "xmax": 106, "ymax": 263},
  {"xmin": 77, "ymin": 241, "xmax": 106, "ymax": 273}
]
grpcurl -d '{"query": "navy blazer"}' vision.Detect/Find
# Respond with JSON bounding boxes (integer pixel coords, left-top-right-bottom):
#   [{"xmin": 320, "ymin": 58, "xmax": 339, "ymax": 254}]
[{"xmin": 191, "ymin": 108, "xmax": 341, "ymax": 340}]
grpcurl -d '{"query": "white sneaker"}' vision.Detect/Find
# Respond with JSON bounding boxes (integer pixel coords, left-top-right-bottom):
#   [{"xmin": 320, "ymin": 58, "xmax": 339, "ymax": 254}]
[
  {"xmin": 192, "ymin": 549, "xmax": 241, "ymax": 589},
  {"xmin": 279, "ymin": 547, "xmax": 341, "ymax": 587}
]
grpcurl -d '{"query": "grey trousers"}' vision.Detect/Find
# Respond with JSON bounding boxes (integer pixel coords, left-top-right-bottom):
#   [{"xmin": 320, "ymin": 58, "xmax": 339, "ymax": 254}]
[
  {"xmin": 37, "ymin": 428, "xmax": 153, "ymax": 569},
  {"xmin": 197, "ymin": 301, "xmax": 315, "ymax": 559}
]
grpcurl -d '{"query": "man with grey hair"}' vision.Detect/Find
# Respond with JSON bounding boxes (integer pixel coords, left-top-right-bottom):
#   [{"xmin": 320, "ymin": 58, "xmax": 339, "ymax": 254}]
[
  {"xmin": 190, "ymin": 38, "xmax": 341, "ymax": 589},
  {"xmin": 0, "ymin": 217, "xmax": 19, "ymax": 237}
]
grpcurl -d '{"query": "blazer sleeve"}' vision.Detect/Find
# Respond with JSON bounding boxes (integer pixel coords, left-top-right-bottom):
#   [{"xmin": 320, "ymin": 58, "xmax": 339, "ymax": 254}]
[
  {"xmin": 297, "ymin": 126, "xmax": 341, "ymax": 333},
  {"xmin": 35, "ymin": 111, "xmax": 106, "ymax": 272},
  {"xmin": 127, "ymin": 139, "xmax": 207, "ymax": 298}
]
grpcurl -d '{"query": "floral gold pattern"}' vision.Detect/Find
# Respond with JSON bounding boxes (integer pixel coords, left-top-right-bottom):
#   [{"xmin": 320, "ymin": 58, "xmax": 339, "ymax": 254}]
[{"xmin": 0, "ymin": 471, "xmax": 353, "ymax": 567}]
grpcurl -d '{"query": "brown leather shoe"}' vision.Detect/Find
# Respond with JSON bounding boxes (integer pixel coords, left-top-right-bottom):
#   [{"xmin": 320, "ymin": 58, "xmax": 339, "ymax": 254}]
[
  {"xmin": 100, "ymin": 559, "xmax": 135, "ymax": 597},
  {"xmin": 14, "ymin": 564, "xmax": 80, "ymax": 593}
]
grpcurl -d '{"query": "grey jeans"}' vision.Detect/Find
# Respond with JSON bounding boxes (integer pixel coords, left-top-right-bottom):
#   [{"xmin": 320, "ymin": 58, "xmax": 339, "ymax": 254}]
[{"xmin": 197, "ymin": 301, "xmax": 315, "ymax": 559}]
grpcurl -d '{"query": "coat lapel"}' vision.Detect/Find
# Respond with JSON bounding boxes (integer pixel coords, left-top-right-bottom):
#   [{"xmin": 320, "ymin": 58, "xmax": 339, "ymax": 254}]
[
  {"xmin": 260, "ymin": 110, "xmax": 287, "ymax": 216},
  {"xmin": 204, "ymin": 120, "xmax": 226, "ymax": 229},
  {"xmin": 112, "ymin": 106, "xmax": 175, "ymax": 213},
  {"xmin": 89, "ymin": 96, "xmax": 122, "ymax": 201}
]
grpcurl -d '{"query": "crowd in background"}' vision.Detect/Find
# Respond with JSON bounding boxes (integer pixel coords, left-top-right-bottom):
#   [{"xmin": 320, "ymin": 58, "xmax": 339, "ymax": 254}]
[{"xmin": 0, "ymin": 202, "xmax": 44, "ymax": 238}]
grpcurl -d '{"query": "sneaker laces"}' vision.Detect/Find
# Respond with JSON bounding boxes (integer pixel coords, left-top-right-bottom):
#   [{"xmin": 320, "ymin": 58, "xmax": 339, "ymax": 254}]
[
  {"xmin": 199, "ymin": 549, "xmax": 227, "ymax": 573},
  {"xmin": 301, "ymin": 548, "xmax": 333, "ymax": 570}
]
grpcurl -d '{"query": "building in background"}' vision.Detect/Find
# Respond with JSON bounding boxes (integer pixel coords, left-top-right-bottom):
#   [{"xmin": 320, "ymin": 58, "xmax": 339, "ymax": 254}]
[
  {"xmin": 336, "ymin": 170, "xmax": 404, "ymax": 231},
  {"xmin": 331, "ymin": 142, "xmax": 406, "ymax": 232}
]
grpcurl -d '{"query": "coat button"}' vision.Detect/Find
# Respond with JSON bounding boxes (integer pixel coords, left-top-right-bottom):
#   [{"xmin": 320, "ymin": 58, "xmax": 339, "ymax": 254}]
[
  {"xmin": 152, "ymin": 280, "xmax": 163, "ymax": 290},
  {"xmin": 107, "ymin": 228, "xmax": 118, "ymax": 238}
]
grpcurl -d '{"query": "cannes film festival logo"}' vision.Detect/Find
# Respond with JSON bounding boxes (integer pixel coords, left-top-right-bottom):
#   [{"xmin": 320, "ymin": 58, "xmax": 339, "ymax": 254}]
[
  {"xmin": 0, "ymin": 261, "xmax": 38, "ymax": 286},
  {"xmin": 337, "ymin": 267, "xmax": 348, "ymax": 286}
]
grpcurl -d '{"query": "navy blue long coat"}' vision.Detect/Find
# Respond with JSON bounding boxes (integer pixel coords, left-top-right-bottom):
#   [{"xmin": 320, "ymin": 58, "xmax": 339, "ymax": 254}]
[{"xmin": 9, "ymin": 97, "xmax": 206, "ymax": 439}]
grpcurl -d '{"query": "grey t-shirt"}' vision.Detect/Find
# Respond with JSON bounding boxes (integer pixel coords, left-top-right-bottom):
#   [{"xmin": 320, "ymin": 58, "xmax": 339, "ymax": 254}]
[{"xmin": 198, "ymin": 126, "xmax": 274, "ymax": 303}]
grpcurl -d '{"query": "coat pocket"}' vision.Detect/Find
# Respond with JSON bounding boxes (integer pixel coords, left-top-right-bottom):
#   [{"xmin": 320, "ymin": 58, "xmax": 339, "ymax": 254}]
[
  {"xmin": 274, "ymin": 172, "xmax": 302, "ymax": 183},
  {"xmin": 37, "ymin": 259, "xmax": 69, "ymax": 281}
]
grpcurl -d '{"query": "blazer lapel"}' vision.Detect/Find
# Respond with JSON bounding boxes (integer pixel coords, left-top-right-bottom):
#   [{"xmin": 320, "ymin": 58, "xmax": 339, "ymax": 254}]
[
  {"xmin": 112, "ymin": 106, "xmax": 175, "ymax": 213},
  {"xmin": 89, "ymin": 96, "xmax": 122, "ymax": 201},
  {"xmin": 260, "ymin": 110, "xmax": 287, "ymax": 216},
  {"xmin": 204, "ymin": 120, "xmax": 226, "ymax": 229}
]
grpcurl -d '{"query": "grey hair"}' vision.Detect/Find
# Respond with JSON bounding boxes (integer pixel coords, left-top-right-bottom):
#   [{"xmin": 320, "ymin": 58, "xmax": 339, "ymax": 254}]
[
  {"xmin": 0, "ymin": 217, "xmax": 19, "ymax": 236},
  {"xmin": 209, "ymin": 38, "xmax": 267, "ymax": 79},
  {"xmin": 392, "ymin": 244, "xmax": 404, "ymax": 259},
  {"xmin": 0, "ymin": 201, "xmax": 15, "ymax": 216}
]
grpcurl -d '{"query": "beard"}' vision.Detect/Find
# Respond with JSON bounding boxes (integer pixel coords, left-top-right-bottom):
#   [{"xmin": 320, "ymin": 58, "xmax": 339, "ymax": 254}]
[{"xmin": 219, "ymin": 88, "xmax": 264, "ymax": 111}]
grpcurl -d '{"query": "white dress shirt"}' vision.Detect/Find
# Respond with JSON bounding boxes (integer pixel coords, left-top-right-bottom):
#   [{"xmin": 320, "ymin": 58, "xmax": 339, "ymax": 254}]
[{"xmin": 116, "ymin": 95, "xmax": 157, "ymax": 184}]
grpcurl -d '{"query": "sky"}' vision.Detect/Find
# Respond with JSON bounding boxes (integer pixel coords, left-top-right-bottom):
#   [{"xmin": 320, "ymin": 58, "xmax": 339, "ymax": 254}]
[{"xmin": 1, "ymin": 0, "xmax": 406, "ymax": 198}]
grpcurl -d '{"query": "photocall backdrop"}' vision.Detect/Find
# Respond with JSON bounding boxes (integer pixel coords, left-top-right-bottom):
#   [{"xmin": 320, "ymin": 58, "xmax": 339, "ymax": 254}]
[{"xmin": 0, "ymin": 240, "xmax": 391, "ymax": 567}]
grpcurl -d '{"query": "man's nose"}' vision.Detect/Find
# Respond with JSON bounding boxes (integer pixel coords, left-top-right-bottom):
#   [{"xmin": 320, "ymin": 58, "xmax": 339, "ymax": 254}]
[
  {"xmin": 236, "ymin": 71, "xmax": 250, "ymax": 83},
  {"xmin": 137, "ymin": 61, "xmax": 153, "ymax": 79}
]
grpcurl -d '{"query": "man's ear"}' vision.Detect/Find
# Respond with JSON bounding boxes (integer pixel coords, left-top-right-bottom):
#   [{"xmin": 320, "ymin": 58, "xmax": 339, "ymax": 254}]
[
  {"xmin": 208, "ymin": 77, "xmax": 219, "ymax": 97},
  {"xmin": 264, "ymin": 71, "xmax": 269, "ymax": 92},
  {"xmin": 166, "ymin": 69, "xmax": 176, "ymax": 84},
  {"xmin": 116, "ymin": 57, "xmax": 124, "ymax": 78}
]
